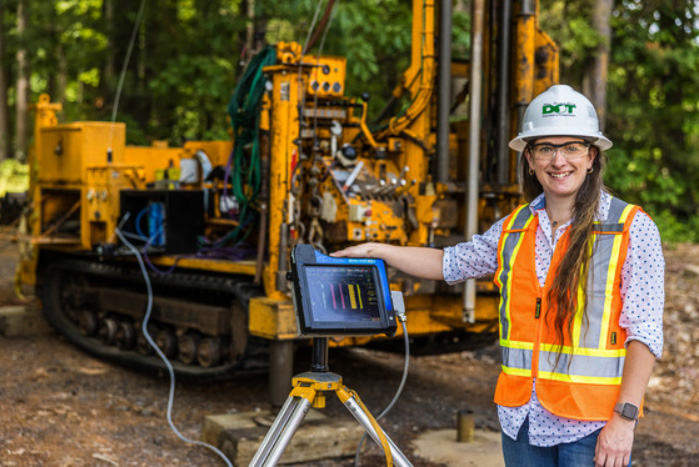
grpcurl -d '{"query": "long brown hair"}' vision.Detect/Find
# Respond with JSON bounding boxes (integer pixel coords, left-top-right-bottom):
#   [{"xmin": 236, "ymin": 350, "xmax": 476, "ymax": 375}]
[{"xmin": 520, "ymin": 147, "xmax": 608, "ymax": 357}]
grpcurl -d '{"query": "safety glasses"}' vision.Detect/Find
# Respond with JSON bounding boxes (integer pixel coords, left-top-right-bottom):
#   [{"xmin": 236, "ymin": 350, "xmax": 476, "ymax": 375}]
[{"xmin": 528, "ymin": 141, "xmax": 591, "ymax": 161}]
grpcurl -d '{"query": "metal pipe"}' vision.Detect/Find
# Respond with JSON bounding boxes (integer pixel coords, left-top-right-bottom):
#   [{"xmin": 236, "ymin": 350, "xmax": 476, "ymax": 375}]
[
  {"xmin": 276, "ymin": 221, "xmax": 289, "ymax": 292},
  {"xmin": 436, "ymin": 0, "xmax": 452, "ymax": 183},
  {"xmin": 269, "ymin": 340, "xmax": 294, "ymax": 408},
  {"xmin": 513, "ymin": 0, "xmax": 536, "ymax": 173},
  {"xmin": 311, "ymin": 337, "xmax": 329, "ymax": 372},
  {"xmin": 456, "ymin": 409, "xmax": 475, "ymax": 443},
  {"xmin": 254, "ymin": 202, "xmax": 268, "ymax": 285},
  {"xmin": 514, "ymin": 0, "xmax": 536, "ymax": 107},
  {"xmin": 463, "ymin": 0, "xmax": 485, "ymax": 323},
  {"xmin": 496, "ymin": 0, "xmax": 513, "ymax": 185}
]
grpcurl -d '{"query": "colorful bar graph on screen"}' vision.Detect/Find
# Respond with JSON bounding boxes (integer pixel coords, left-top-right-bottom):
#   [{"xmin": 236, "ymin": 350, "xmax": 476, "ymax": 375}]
[{"xmin": 348, "ymin": 284, "xmax": 357, "ymax": 309}]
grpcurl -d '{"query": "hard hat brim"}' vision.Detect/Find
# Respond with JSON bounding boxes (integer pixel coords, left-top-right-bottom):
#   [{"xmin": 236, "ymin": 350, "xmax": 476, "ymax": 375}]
[{"xmin": 509, "ymin": 130, "xmax": 613, "ymax": 152}]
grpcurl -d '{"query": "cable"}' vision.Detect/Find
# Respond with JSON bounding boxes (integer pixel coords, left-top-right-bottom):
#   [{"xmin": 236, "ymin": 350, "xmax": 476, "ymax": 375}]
[
  {"xmin": 108, "ymin": 0, "xmax": 147, "ymax": 154},
  {"xmin": 223, "ymin": 46, "xmax": 276, "ymax": 246},
  {"xmin": 141, "ymin": 238, "xmax": 181, "ymax": 276},
  {"xmin": 134, "ymin": 206, "xmax": 149, "ymax": 240},
  {"xmin": 354, "ymin": 314, "xmax": 410, "ymax": 466},
  {"xmin": 295, "ymin": 0, "xmax": 327, "ymax": 165},
  {"xmin": 312, "ymin": 1, "xmax": 340, "ymax": 150},
  {"xmin": 114, "ymin": 216, "xmax": 233, "ymax": 467},
  {"xmin": 300, "ymin": 0, "xmax": 326, "ymax": 57}
]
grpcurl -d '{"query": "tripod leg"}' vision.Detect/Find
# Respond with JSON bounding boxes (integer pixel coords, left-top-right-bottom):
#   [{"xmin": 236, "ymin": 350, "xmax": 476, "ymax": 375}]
[
  {"xmin": 339, "ymin": 388, "xmax": 413, "ymax": 467},
  {"xmin": 249, "ymin": 395, "xmax": 298, "ymax": 466},
  {"xmin": 264, "ymin": 397, "xmax": 311, "ymax": 466},
  {"xmin": 249, "ymin": 396, "xmax": 312, "ymax": 467}
]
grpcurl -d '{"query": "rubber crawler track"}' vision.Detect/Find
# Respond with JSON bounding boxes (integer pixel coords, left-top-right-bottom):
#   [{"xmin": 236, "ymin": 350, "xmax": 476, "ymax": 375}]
[{"xmin": 39, "ymin": 256, "xmax": 269, "ymax": 381}]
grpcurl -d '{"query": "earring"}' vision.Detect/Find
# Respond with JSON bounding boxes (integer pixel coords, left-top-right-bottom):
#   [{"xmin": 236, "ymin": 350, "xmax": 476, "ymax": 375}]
[
  {"xmin": 587, "ymin": 167, "xmax": 594, "ymax": 174},
  {"xmin": 528, "ymin": 168, "xmax": 535, "ymax": 175}
]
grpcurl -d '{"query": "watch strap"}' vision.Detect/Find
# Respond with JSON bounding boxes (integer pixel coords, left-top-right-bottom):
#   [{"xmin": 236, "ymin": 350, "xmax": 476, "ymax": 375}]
[{"xmin": 614, "ymin": 402, "xmax": 639, "ymax": 421}]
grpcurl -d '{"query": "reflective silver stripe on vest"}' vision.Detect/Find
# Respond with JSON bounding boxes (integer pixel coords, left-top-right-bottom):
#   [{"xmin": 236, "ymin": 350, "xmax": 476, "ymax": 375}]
[
  {"xmin": 594, "ymin": 224, "xmax": 624, "ymax": 232},
  {"xmin": 580, "ymin": 197, "xmax": 630, "ymax": 348},
  {"xmin": 581, "ymin": 234, "xmax": 614, "ymax": 348},
  {"xmin": 539, "ymin": 350, "xmax": 625, "ymax": 379},
  {"xmin": 497, "ymin": 206, "xmax": 533, "ymax": 340},
  {"xmin": 607, "ymin": 197, "xmax": 631, "ymax": 225},
  {"xmin": 592, "ymin": 197, "xmax": 628, "ymax": 234},
  {"xmin": 508, "ymin": 206, "xmax": 533, "ymax": 231},
  {"xmin": 501, "ymin": 346, "xmax": 534, "ymax": 370}
]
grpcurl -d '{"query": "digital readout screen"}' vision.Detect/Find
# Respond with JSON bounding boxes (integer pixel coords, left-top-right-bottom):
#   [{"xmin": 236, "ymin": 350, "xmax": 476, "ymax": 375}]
[{"xmin": 303, "ymin": 265, "xmax": 382, "ymax": 323}]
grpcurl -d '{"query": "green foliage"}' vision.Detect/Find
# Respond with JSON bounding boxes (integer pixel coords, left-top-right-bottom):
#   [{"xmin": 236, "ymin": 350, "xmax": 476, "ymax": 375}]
[
  {"xmin": 650, "ymin": 209, "xmax": 699, "ymax": 244},
  {"xmin": 539, "ymin": 0, "xmax": 602, "ymax": 84},
  {"xmin": 3, "ymin": 0, "xmax": 246, "ymax": 145},
  {"xmin": 258, "ymin": 0, "xmax": 413, "ymax": 121},
  {"xmin": 604, "ymin": 0, "xmax": 699, "ymax": 241},
  {"xmin": 451, "ymin": 5, "xmax": 471, "ymax": 58},
  {"xmin": 2, "ymin": 0, "xmax": 697, "ymax": 242},
  {"xmin": 541, "ymin": 0, "xmax": 699, "ymax": 243},
  {"xmin": 114, "ymin": 113, "xmax": 150, "ymax": 146}
]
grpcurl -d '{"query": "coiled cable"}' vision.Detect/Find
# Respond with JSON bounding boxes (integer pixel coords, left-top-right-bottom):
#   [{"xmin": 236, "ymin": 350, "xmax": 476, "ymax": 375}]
[
  {"xmin": 115, "ymin": 214, "xmax": 233, "ymax": 467},
  {"xmin": 354, "ymin": 309, "xmax": 410, "ymax": 466}
]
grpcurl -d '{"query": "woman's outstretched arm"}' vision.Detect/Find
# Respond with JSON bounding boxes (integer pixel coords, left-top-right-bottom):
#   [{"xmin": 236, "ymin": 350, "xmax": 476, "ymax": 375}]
[{"xmin": 331, "ymin": 243, "xmax": 445, "ymax": 280}]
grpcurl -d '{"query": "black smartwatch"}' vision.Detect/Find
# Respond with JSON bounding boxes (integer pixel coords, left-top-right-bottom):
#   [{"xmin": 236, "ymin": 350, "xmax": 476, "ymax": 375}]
[{"xmin": 614, "ymin": 402, "xmax": 639, "ymax": 421}]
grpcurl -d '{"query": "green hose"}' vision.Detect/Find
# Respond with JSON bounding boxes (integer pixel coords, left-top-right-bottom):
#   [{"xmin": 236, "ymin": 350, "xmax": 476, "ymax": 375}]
[{"xmin": 220, "ymin": 46, "xmax": 276, "ymax": 245}]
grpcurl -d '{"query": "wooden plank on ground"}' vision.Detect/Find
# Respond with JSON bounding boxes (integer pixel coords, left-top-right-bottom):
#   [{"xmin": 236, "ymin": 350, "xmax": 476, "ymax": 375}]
[
  {"xmin": 0, "ymin": 306, "xmax": 51, "ymax": 337},
  {"xmin": 205, "ymin": 410, "xmax": 367, "ymax": 465},
  {"xmin": 202, "ymin": 409, "xmax": 329, "ymax": 447}
]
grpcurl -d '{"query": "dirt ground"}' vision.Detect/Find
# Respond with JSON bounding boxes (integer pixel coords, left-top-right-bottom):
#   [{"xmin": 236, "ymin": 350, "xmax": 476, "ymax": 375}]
[{"xmin": 0, "ymin": 239, "xmax": 697, "ymax": 466}]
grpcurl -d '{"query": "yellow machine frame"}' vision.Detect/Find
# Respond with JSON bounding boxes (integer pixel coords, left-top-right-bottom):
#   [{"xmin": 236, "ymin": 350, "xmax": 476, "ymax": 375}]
[{"xmin": 20, "ymin": 0, "xmax": 559, "ymax": 395}]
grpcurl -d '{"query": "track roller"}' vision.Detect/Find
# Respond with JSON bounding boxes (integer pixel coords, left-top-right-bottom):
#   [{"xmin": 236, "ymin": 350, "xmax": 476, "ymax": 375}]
[
  {"xmin": 155, "ymin": 327, "xmax": 178, "ymax": 358},
  {"xmin": 98, "ymin": 318, "xmax": 118, "ymax": 345},
  {"xmin": 137, "ymin": 325, "xmax": 158, "ymax": 355},
  {"xmin": 115, "ymin": 321, "xmax": 136, "ymax": 350},
  {"xmin": 79, "ymin": 311, "xmax": 98, "ymax": 337},
  {"xmin": 198, "ymin": 337, "xmax": 222, "ymax": 368},
  {"xmin": 178, "ymin": 334, "xmax": 200, "ymax": 365}
]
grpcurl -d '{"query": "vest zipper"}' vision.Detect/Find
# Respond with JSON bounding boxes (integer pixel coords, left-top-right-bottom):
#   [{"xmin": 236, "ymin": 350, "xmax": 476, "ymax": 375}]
[{"xmin": 534, "ymin": 226, "xmax": 569, "ymax": 379}]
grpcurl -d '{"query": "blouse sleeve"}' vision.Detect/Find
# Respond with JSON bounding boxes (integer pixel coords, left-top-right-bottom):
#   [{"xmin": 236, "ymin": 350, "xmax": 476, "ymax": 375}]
[
  {"xmin": 619, "ymin": 210, "xmax": 665, "ymax": 358},
  {"xmin": 442, "ymin": 217, "xmax": 506, "ymax": 285}
]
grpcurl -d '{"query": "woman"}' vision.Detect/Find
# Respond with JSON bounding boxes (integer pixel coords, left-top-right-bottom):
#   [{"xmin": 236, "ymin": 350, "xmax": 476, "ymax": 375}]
[{"xmin": 332, "ymin": 85, "xmax": 664, "ymax": 467}]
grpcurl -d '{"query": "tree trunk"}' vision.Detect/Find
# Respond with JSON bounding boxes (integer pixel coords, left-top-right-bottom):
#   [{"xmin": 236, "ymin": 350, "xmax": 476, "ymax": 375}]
[
  {"xmin": 0, "ymin": 0, "xmax": 10, "ymax": 161},
  {"xmin": 246, "ymin": 0, "xmax": 255, "ymax": 53},
  {"xmin": 57, "ymin": 44, "xmax": 67, "ymax": 103},
  {"xmin": 15, "ymin": 0, "xmax": 29, "ymax": 162},
  {"xmin": 583, "ymin": 0, "xmax": 612, "ymax": 130},
  {"xmin": 238, "ymin": 0, "xmax": 250, "ymax": 71},
  {"xmin": 136, "ymin": 5, "xmax": 148, "ymax": 130},
  {"xmin": 103, "ymin": 0, "xmax": 115, "ymax": 96}
]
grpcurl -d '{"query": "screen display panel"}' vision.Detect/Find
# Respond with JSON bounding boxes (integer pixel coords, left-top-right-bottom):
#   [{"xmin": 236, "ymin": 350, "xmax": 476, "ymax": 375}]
[
  {"xmin": 290, "ymin": 244, "xmax": 396, "ymax": 337},
  {"xmin": 303, "ymin": 264, "xmax": 382, "ymax": 324}
]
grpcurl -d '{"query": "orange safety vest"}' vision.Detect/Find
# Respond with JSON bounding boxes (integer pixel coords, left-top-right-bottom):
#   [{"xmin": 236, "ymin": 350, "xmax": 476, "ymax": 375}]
[{"xmin": 493, "ymin": 196, "xmax": 640, "ymax": 421}]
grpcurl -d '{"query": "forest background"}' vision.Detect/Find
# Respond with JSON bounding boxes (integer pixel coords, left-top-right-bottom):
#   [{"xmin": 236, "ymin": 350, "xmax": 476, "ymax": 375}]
[{"xmin": 0, "ymin": 0, "xmax": 696, "ymax": 242}]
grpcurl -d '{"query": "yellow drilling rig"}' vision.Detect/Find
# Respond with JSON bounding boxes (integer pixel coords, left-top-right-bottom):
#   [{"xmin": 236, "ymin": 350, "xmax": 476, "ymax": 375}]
[{"xmin": 20, "ymin": 0, "xmax": 558, "ymax": 403}]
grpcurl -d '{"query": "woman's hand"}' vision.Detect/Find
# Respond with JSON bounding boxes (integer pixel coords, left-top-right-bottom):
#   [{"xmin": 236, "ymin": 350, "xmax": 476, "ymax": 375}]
[
  {"xmin": 594, "ymin": 415, "xmax": 635, "ymax": 467},
  {"xmin": 331, "ymin": 242, "xmax": 385, "ymax": 259},
  {"xmin": 331, "ymin": 243, "xmax": 445, "ymax": 280},
  {"xmin": 593, "ymin": 341, "xmax": 655, "ymax": 466}
]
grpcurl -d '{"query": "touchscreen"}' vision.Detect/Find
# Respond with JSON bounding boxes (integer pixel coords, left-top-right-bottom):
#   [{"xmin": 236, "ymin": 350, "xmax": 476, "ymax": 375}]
[{"xmin": 303, "ymin": 265, "xmax": 382, "ymax": 323}]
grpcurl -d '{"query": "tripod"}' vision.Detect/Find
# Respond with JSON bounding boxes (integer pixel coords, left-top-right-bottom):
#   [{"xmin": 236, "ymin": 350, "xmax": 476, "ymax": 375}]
[{"xmin": 249, "ymin": 337, "xmax": 412, "ymax": 467}]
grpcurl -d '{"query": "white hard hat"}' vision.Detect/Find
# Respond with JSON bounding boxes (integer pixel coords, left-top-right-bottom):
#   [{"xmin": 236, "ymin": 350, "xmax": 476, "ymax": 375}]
[{"xmin": 509, "ymin": 85, "xmax": 612, "ymax": 152}]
